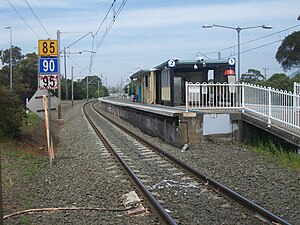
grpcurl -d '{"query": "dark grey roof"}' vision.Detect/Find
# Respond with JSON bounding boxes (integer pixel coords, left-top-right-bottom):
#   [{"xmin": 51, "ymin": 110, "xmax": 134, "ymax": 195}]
[
  {"xmin": 129, "ymin": 58, "xmax": 234, "ymax": 79},
  {"xmin": 130, "ymin": 69, "xmax": 150, "ymax": 79},
  {"xmin": 154, "ymin": 59, "xmax": 230, "ymax": 71}
]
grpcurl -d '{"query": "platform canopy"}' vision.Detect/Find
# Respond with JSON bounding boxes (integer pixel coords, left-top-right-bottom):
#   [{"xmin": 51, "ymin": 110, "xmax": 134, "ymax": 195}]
[
  {"xmin": 130, "ymin": 69, "xmax": 150, "ymax": 79},
  {"xmin": 154, "ymin": 59, "xmax": 230, "ymax": 72}
]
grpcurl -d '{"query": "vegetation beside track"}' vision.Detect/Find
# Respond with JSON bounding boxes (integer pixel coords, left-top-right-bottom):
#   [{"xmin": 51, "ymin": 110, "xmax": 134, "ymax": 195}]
[
  {"xmin": 240, "ymin": 140, "xmax": 300, "ymax": 171},
  {"xmin": 0, "ymin": 112, "xmax": 47, "ymax": 222}
]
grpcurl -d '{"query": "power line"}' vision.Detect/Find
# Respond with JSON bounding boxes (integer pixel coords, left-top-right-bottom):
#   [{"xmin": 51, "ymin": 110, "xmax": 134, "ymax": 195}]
[
  {"xmin": 222, "ymin": 39, "xmax": 283, "ymax": 59},
  {"xmin": 94, "ymin": 0, "xmax": 115, "ymax": 37},
  {"xmin": 89, "ymin": 0, "xmax": 127, "ymax": 74},
  {"xmin": 24, "ymin": 0, "xmax": 52, "ymax": 38},
  {"xmin": 6, "ymin": 0, "xmax": 41, "ymax": 38},
  {"xmin": 204, "ymin": 24, "xmax": 300, "ymax": 56}
]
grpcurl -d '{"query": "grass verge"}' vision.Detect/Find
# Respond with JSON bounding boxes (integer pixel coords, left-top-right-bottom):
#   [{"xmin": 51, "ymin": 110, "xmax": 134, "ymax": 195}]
[
  {"xmin": 1, "ymin": 112, "xmax": 48, "ymax": 217},
  {"xmin": 241, "ymin": 140, "xmax": 300, "ymax": 171}
]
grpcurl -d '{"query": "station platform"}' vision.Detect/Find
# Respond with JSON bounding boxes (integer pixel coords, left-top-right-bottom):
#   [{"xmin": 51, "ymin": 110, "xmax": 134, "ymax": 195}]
[
  {"xmin": 97, "ymin": 96, "xmax": 242, "ymax": 148},
  {"xmin": 97, "ymin": 96, "xmax": 300, "ymax": 152},
  {"xmin": 99, "ymin": 97, "xmax": 188, "ymax": 117}
]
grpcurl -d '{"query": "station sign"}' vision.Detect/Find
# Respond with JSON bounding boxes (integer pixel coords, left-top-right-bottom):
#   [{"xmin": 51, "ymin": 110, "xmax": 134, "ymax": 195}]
[
  {"xmin": 168, "ymin": 59, "xmax": 176, "ymax": 68},
  {"xmin": 228, "ymin": 57, "xmax": 236, "ymax": 66},
  {"xmin": 39, "ymin": 74, "xmax": 59, "ymax": 90},
  {"xmin": 39, "ymin": 58, "xmax": 58, "ymax": 74},
  {"xmin": 38, "ymin": 40, "xmax": 58, "ymax": 56}
]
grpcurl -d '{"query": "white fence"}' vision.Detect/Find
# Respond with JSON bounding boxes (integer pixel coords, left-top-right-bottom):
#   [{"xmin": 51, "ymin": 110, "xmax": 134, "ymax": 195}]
[
  {"xmin": 186, "ymin": 82, "xmax": 300, "ymax": 132},
  {"xmin": 294, "ymin": 82, "xmax": 300, "ymax": 95}
]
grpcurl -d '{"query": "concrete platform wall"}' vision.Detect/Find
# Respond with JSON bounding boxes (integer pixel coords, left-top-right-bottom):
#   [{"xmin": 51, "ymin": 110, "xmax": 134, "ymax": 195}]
[
  {"xmin": 99, "ymin": 101, "xmax": 182, "ymax": 147},
  {"xmin": 98, "ymin": 101, "xmax": 243, "ymax": 148}
]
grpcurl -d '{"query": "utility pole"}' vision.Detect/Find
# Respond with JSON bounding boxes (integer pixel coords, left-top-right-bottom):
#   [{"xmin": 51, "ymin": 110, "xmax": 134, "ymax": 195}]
[
  {"xmin": 57, "ymin": 30, "xmax": 62, "ymax": 119},
  {"xmin": 86, "ymin": 76, "xmax": 89, "ymax": 101},
  {"xmin": 97, "ymin": 80, "xmax": 100, "ymax": 98},
  {"xmin": 71, "ymin": 66, "xmax": 74, "ymax": 106},
  {"xmin": 64, "ymin": 48, "xmax": 68, "ymax": 100},
  {"xmin": 263, "ymin": 67, "xmax": 269, "ymax": 79}
]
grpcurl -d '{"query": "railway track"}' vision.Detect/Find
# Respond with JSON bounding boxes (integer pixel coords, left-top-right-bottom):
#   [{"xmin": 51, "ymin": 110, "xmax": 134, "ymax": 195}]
[{"xmin": 83, "ymin": 101, "xmax": 291, "ymax": 225}]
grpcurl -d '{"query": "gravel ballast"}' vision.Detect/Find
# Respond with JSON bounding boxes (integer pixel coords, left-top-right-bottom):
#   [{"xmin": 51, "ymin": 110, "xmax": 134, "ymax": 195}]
[
  {"xmin": 4, "ymin": 101, "xmax": 158, "ymax": 225},
  {"xmin": 94, "ymin": 99, "xmax": 300, "ymax": 225},
  {"xmin": 4, "ymin": 100, "xmax": 299, "ymax": 224}
]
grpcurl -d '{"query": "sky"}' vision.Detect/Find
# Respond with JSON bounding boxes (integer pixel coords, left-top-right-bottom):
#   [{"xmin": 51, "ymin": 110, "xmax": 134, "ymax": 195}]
[{"xmin": 1, "ymin": 0, "xmax": 300, "ymax": 87}]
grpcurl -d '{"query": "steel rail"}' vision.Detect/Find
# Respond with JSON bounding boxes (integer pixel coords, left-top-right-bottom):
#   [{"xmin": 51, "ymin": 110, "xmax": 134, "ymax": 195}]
[
  {"xmin": 92, "ymin": 102, "xmax": 291, "ymax": 225},
  {"xmin": 83, "ymin": 102, "xmax": 177, "ymax": 225}
]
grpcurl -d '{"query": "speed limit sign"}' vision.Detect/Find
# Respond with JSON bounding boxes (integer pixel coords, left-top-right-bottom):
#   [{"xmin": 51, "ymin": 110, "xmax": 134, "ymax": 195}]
[{"xmin": 39, "ymin": 75, "xmax": 59, "ymax": 90}]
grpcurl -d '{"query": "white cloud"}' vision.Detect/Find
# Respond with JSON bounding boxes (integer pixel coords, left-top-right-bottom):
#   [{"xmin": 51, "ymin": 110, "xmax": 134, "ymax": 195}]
[{"xmin": 1, "ymin": 0, "xmax": 299, "ymax": 85}]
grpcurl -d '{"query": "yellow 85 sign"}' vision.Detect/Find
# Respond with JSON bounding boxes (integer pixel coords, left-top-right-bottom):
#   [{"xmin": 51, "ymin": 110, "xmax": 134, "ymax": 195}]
[{"xmin": 38, "ymin": 40, "xmax": 58, "ymax": 56}]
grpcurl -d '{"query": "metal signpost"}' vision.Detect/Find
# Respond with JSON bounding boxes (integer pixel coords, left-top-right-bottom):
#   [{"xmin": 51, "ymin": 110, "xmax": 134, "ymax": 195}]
[{"xmin": 35, "ymin": 39, "xmax": 60, "ymax": 164}]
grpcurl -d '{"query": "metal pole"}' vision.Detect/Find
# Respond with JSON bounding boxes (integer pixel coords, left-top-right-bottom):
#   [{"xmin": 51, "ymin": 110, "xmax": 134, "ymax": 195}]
[
  {"xmin": 57, "ymin": 30, "xmax": 62, "ymax": 119},
  {"xmin": 71, "ymin": 66, "xmax": 74, "ymax": 106},
  {"xmin": 97, "ymin": 80, "xmax": 99, "ymax": 98},
  {"xmin": 86, "ymin": 76, "xmax": 89, "ymax": 102},
  {"xmin": 237, "ymin": 27, "xmax": 241, "ymax": 82},
  {"xmin": 9, "ymin": 27, "xmax": 12, "ymax": 92},
  {"xmin": 64, "ymin": 48, "xmax": 68, "ymax": 100}
]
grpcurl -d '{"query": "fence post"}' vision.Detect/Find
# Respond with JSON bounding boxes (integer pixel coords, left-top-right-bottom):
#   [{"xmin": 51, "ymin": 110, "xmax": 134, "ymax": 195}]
[
  {"xmin": 268, "ymin": 86, "xmax": 272, "ymax": 127},
  {"xmin": 241, "ymin": 82, "xmax": 245, "ymax": 113},
  {"xmin": 185, "ymin": 82, "xmax": 188, "ymax": 112}
]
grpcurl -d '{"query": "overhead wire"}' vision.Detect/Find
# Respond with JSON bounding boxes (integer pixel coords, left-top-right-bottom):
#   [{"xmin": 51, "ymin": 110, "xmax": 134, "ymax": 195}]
[
  {"xmin": 204, "ymin": 24, "xmax": 300, "ymax": 56},
  {"xmin": 24, "ymin": 0, "xmax": 52, "ymax": 38},
  {"xmin": 6, "ymin": 0, "xmax": 41, "ymax": 38},
  {"xmin": 89, "ymin": 0, "xmax": 127, "ymax": 74},
  {"xmin": 222, "ymin": 40, "xmax": 283, "ymax": 59}
]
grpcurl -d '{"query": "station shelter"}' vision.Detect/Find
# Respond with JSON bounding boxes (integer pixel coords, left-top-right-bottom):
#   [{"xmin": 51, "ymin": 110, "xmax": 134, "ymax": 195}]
[{"xmin": 130, "ymin": 58, "xmax": 235, "ymax": 106}]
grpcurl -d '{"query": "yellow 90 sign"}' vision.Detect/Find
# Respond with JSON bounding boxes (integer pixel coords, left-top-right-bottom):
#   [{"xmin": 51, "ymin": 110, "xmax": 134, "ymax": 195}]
[{"xmin": 38, "ymin": 40, "xmax": 58, "ymax": 56}]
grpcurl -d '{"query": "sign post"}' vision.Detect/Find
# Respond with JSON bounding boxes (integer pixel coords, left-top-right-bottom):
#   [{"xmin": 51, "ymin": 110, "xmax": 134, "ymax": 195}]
[{"xmin": 37, "ymin": 39, "xmax": 59, "ymax": 164}]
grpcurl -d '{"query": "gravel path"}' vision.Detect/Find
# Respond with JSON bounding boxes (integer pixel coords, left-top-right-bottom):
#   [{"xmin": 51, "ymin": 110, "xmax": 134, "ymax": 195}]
[
  {"xmin": 94, "ymin": 100, "xmax": 300, "ymax": 225},
  {"xmin": 5, "ymin": 101, "xmax": 158, "ymax": 224}
]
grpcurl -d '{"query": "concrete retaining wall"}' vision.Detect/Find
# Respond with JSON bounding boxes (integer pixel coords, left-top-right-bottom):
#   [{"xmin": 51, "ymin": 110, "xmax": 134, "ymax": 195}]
[{"xmin": 98, "ymin": 101, "xmax": 243, "ymax": 148}]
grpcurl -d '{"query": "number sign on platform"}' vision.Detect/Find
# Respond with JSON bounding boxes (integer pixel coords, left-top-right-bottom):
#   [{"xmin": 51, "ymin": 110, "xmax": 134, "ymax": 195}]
[
  {"xmin": 38, "ymin": 40, "xmax": 58, "ymax": 56},
  {"xmin": 39, "ymin": 75, "xmax": 59, "ymax": 90},
  {"xmin": 39, "ymin": 58, "xmax": 58, "ymax": 74}
]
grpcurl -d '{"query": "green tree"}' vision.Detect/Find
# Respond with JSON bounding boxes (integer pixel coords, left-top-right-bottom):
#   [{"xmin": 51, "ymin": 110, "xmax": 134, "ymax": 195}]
[
  {"xmin": 240, "ymin": 69, "xmax": 265, "ymax": 83},
  {"xmin": 0, "ymin": 46, "xmax": 23, "ymax": 65},
  {"xmin": 96, "ymin": 86, "xmax": 109, "ymax": 98},
  {"xmin": 291, "ymin": 73, "xmax": 300, "ymax": 84},
  {"xmin": 124, "ymin": 80, "xmax": 136, "ymax": 95},
  {"xmin": 14, "ymin": 52, "xmax": 38, "ymax": 97},
  {"xmin": 0, "ymin": 85, "xmax": 25, "ymax": 139},
  {"xmin": 275, "ymin": 31, "xmax": 300, "ymax": 71},
  {"xmin": 267, "ymin": 73, "xmax": 292, "ymax": 91}
]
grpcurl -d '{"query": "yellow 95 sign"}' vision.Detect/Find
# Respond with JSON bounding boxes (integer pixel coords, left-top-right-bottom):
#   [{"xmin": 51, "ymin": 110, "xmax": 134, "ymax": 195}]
[{"xmin": 38, "ymin": 40, "xmax": 58, "ymax": 56}]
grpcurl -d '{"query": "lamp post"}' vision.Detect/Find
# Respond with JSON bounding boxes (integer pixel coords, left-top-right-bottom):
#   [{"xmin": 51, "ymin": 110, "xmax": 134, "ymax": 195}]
[
  {"xmin": 4, "ymin": 26, "xmax": 12, "ymax": 92},
  {"xmin": 202, "ymin": 24, "xmax": 272, "ymax": 81}
]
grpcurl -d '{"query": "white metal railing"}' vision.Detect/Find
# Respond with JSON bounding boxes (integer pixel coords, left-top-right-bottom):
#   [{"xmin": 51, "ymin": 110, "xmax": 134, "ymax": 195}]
[
  {"xmin": 186, "ymin": 82, "xmax": 300, "ymax": 132},
  {"xmin": 185, "ymin": 82, "xmax": 243, "ymax": 110},
  {"xmin": 294, "ymin": 82, "xmax": 300, "ymax": 95}
]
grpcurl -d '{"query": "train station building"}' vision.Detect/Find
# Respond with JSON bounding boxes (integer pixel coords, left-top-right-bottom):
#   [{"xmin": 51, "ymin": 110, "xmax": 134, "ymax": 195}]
[{"xmin": 130, "ymin": 58, "xmax": 235, "ymax": 106}]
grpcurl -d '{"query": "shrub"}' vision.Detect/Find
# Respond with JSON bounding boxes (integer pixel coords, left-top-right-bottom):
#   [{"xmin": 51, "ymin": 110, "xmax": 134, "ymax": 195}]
[{"xmin": 0, "ymin": 85, "xmax": 25, "ymax": 139}]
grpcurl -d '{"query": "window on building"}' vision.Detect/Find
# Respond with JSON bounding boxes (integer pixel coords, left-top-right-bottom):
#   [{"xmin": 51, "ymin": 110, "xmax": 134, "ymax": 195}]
[
  {"xmin": 145, "ymin": 75, "xmax": 149, "ymax": 87},
  {"xmin": 161, "ymin": 69, "xmax": 170, "ymax": 87}
]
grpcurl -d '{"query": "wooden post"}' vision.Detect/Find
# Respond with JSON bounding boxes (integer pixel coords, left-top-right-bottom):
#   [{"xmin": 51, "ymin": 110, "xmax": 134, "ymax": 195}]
[{"xmin": 43, "ymin": 93, "xmax": 54, "ymax": 165}]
